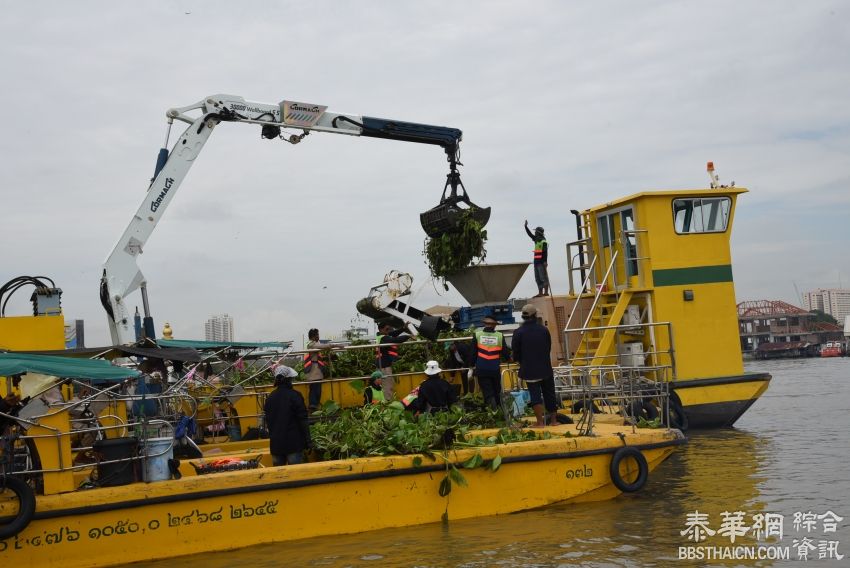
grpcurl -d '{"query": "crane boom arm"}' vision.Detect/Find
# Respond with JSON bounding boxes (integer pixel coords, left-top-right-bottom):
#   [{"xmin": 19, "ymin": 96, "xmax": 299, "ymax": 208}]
[{"xmin": 102, "ymin": 94, "xmax": 462, "ymax": 345}]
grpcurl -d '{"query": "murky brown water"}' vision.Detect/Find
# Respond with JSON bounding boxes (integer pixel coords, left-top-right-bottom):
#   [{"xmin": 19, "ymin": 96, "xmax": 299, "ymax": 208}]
[{"xmin": 140, "ymin": 358, "xmax": 850, "ymax": 567}]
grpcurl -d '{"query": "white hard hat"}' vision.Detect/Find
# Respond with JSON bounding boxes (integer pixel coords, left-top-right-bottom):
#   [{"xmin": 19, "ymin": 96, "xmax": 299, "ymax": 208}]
[
  {"xmin": 424, "ymin": 360, "xmax": 442, "ymax": 376},
  {"xmin": 273, "ymin": 365, "xmax": 298, "ymax": 378}
]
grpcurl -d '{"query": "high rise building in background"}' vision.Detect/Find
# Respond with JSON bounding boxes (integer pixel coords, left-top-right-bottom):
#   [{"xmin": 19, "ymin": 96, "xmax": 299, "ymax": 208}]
[
  {"xmin": 802, "ymin": 288, "xmax": 850, "ymax": 324},
  {"xmin": 205, "ymin": 314, "xmax": 234, "ymax": 342}
]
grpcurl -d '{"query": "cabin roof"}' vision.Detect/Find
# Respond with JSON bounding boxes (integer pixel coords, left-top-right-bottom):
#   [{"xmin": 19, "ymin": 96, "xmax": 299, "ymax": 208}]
[{"xmin": 585, "ymin": 187, "xmax": 748, "ymax": 213}]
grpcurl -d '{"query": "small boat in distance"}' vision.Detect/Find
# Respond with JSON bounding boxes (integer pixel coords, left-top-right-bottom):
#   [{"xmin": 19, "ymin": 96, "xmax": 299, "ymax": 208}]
[{"xmin": 820, "ymin": 341, "xmax": 844, "ymax": 357}]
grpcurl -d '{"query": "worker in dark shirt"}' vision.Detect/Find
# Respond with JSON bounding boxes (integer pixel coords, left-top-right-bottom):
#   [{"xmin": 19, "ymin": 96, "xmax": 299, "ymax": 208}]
[
  {"xmin": 263, "ymin": 365, "xmax": 311, "ymax": 466},
  {"xmin": 376, "ymin": 322, "xmax": 412, "ymax": 401},
  {"xmin": 512, "ymin": 304, "xmax": 558, "ymax": 427},
  {"xmin": 524, "ymin": 220, "xmax": 549, "ymax": 297},
  {"xmin": 415, "ymin": 361, "xmax": 458, "ymax": 413}
]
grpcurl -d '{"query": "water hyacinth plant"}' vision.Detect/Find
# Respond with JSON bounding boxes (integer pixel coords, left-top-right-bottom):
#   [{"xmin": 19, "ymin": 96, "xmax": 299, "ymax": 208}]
[{"xmin": 424, "ymin": 209, "xmax": 487, "ymax": 279}]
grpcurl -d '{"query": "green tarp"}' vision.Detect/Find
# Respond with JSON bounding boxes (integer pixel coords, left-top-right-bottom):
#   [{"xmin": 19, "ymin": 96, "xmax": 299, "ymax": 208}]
[
  {"xmin": 0, "ymin": 353, "xmax": 141, "ymax": 381},
  {"xmin": 156, "ymin": 339, "xmax": 292, "ymax": 350}
]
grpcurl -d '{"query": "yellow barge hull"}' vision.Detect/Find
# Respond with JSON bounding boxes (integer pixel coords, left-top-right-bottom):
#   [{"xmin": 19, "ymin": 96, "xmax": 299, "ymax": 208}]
[
  {"xmin": 1, "ymin": 423, "xmax": 683, "ymax": 568},
  {"xmin": 672, "ymin": 371, "xmax": 771, "ymax": 428}
]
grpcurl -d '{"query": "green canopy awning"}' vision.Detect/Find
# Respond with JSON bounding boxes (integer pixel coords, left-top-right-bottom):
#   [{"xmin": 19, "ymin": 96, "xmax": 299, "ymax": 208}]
[
  {"xmin": 156, "ymin": 339, "xmax": 292, "ymax": 350},
  {"xmin": 0, "ymin": 353, "xmax": 141, "ymax": 381}
]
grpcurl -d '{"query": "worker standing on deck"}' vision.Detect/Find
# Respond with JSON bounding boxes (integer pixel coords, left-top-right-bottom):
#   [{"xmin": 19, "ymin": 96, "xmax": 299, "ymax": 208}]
[
  {"xmin": 473, "ymin": 316, "xmax": 511, "ymax": 410},
  {"xmin": 264, "ymin": 365, "xmax": 311, "ymax": 466},
  {"xmin": 524, "ymin": 220, "xmax": 549, "ymax": 297},
  {"xmin": 376, "ymin": 322, "xmax": 411, "ymax": 400},
  {"xmin": 512, "ymin": 304, "xmax": 558, "ymax": 427},
  {"xmin": 303, "ymin": 328, "xmax": 329, "ymax": 412}
]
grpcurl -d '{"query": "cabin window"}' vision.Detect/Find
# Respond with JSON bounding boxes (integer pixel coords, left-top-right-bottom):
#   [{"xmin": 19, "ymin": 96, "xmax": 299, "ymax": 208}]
[
  {"xmin": 672, "ymin": 197, "xmax": 731, "ymax": 234},
  {"xmin": 598, "ymin": 215, "xmax": 616, "ymax": 248},
  {"xmin": 621, "ymin": 209, "xmax": 639, "ymax": 276}
]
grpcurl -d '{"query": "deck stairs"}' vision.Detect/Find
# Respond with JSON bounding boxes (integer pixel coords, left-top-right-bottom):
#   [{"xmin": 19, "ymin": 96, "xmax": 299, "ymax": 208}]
[{"xmin": 564, "ymin": 211, "xmax": 652, "ymax": 371}]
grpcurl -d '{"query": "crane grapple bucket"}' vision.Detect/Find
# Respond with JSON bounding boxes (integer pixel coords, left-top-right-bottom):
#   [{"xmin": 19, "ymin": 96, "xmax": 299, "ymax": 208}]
[
  {"xmin": 420, "ymin": 170, "xmax": 490, "ymax": 238},
  {"xmin": 420, "ymin": 201, "xmax": 491, "ymax": 238}
]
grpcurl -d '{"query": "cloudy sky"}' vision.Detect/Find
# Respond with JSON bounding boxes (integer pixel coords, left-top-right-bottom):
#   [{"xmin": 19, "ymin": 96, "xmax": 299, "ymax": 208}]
[{"xmin": 2, "ymin": 1, "xmax": 848, "ymax": 346}]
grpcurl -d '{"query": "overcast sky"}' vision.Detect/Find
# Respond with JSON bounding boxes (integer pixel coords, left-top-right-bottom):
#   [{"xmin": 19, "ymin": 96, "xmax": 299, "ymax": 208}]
[{"xmin": 2, "ymin": 1, "xmax": 848, "ymax": 346}]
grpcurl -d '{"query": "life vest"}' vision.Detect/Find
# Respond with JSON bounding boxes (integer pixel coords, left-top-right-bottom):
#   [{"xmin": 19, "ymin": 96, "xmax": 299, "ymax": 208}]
[
  {"xmin": 376, "ymin": 334, "xmax": 399, "ymax": 364},
  {"xmin": 366, "ymin": 386, "xmax": 386, "ymax": 405},
  {"xmin": 303, "ymin": 350, "xmax": 327, "ymax": 374},
  {"xmin": 533, "ymin": 239, "xmax": 547, "ymax": 263},
  {"xmin": 474, "ymin": 329, "xmax": 504, "ymax": 374},
  {"xmin": 402, "ymin": 386, "xmax": 420, "ymax": 408}
]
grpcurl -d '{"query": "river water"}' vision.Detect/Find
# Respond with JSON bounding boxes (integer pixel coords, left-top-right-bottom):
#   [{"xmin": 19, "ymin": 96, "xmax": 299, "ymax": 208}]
[{"xmin": 142, "ymin": 358, "xmax": 850, "ymax": 567}]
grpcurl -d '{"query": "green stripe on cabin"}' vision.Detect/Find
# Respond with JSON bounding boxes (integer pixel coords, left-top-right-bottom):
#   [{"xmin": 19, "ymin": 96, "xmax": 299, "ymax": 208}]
[{"xmin": 652, "ymin": 265, "xmax": 733, "ymax": 286}]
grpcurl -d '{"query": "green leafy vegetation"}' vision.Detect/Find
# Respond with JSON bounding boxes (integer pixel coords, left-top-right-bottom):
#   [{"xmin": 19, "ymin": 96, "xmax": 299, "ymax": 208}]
[
  {"xmin": 424, "ymin": 209, "xmax": 487, "ymax": 279},
  {"xmin": 636, "ymin": 416, "xmax": 662, "ymax": 429},
  {"xmin": 308, "ymin": 396, "xmax": 569, "ymax": 504},
  {"xmin": 310, "ymin": 396, "xmax": 504, "ymax": 460}
]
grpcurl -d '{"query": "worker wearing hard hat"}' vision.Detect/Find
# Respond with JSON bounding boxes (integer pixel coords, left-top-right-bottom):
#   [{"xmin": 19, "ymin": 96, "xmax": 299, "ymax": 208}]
[
  {"xmin": 473, "ymin": 315, "xmax": 511, "ymax": 410},
  {"xmin": 413, "ymin": 361, "xmax": 458, "ymax": 414},
  {"xmin": 524, "ymin": 220, "xmax": 549, "ymax": 297},
  {"xmin": 264, "ymin": 365, "xmax": 311, "ymax": 466}
]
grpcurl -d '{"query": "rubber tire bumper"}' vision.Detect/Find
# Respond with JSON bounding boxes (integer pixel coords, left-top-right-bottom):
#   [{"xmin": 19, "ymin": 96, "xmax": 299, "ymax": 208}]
[
  {"xmin": 665, "ymin": 392, "xmax": 689, "ymax": 431},
  {"xmin": 0, "ymin": 476, "xmax": 36, "ymax": 539},
  {"xmin": 629, "ymin": 400, "xmax": 659, "ymax": 421},
  {"xmin": 571, "ymin": 400, "xmax": 601, "ymax": 414},
  {"xmin": 609, "ymin": 446, "xmax": 649, "ymax": 493}
]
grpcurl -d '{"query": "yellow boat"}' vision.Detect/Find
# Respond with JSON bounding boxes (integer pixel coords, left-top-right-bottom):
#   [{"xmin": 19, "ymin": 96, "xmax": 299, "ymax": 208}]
[
  {"xmin": 0, "ymin": 377, "xmax": 684, "ymax": 567},
  {"xmin": 528, "ymin": 171, "xmax": 770, "ymax": 428}
]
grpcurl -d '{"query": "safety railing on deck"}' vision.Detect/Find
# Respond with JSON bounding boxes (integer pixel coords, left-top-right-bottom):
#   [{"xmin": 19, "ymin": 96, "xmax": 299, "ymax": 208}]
[{"xmin": 553, "ymin": 364, "xmax": 673, "ymax": 435}]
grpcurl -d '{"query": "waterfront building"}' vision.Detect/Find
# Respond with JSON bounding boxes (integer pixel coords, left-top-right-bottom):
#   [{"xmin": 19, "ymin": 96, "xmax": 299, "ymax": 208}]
[
  {"xmin": 204, "ymin": 314, "xmax": 234, "ymax": 342},
  {"xmin": 738, "ymin": 300, "xmax": 843, "ymax": 358}
]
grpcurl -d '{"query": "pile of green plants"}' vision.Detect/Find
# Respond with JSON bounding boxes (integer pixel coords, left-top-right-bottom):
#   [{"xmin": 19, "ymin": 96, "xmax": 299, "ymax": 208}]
[
  {"xmin": 324, "ymin": 340, "xmax": 375, "ymax": 378},
  {"xmin": 317, "ymin": 331, "xmax": 475, "ymax": 379},
  {"xmin": 309, "ymin": 395, "xmax": 562, "ymax": 501},
  {"xmin": 424, "ymin": 209, "xmax": 487, "ymax": 279},
  {"xmin": 310, "ymin": 395, "xmax": 507, "ymax": 460},
  {"xmin": 230, "ymin": 366, "xmax": 276, "ymax": 385}
]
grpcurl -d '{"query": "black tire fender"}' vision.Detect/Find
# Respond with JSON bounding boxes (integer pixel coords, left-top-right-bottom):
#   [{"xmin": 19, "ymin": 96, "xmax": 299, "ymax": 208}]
[
  {"xmin": 609, "ymin": 446, "xmax": 649, "ymax": 493},
  {"xmin": 571, "ymin": 399, "xmax": 601, "ymax": 414},
  {"xmin": 628, "ymin": 400, "xmax": 659, "ymax": 421},
  {"xmin": 0, "ymin": 476, "xmax": 36, "ymax": 540},
  {"xmin": 669, "ymin": 391, "xmax": 689, "ymax": 431},
  {"xmin": 555, "ymin": 413, "xmax": 573, "ymax": 425}
]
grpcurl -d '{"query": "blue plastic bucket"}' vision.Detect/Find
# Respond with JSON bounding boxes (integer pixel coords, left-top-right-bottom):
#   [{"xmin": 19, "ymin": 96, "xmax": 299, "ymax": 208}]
[{"xmin": 510, "ymin": 390, "xmax": 527, "ymax": 417}]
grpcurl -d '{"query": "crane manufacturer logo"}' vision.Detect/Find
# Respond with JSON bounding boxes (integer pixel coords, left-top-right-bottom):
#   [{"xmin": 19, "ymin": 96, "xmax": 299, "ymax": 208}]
[
  {"xmin": 280, "ymin": 100, "xmax": 327, "ymax": 128},
  {"xmin": 150, "ymin": 178, "xmax": 175, "ymax": 213}
]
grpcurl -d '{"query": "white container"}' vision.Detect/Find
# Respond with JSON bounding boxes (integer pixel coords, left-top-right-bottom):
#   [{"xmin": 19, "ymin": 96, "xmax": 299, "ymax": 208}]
[
  {"xmin": 623, "ymin": 305, "xmax": 641, "ymax": 326},
  {"xmin": 142, "ymin": 437, "xmax": 174, "ymax": 482},
  {"xmin": 617, "ymin": 341, "xmax": 645, "ymax": 367}
]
